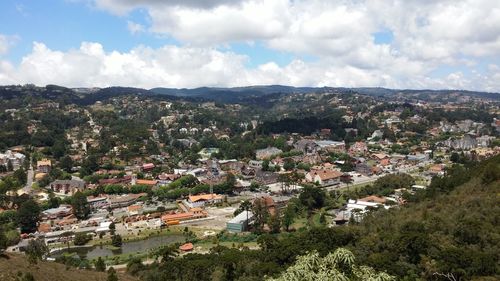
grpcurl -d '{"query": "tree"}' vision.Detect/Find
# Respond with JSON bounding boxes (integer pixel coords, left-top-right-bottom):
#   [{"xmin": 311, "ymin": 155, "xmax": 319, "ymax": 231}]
[
  {"xmin": 0, "ymin": 228, "xmax": 7, "ymax": 252},
  {"xmin": 17, "ymin": 199, "xmax": 40, "ymax": 234},
  {"xmin": 299, "ymin": 186, "xmax": 326, "ymax": 214},
  {"xmin": 95, "ymin": 257, "xmax": 106, "ymax": 272},
  {"xmin": 107, "ymin": 267, "xmax": 119, "ymax": 281},
  {"xmin": 25, "ymin": 239, "xmax": 48, "ymax": 264},
  {"xmin": 450, "ymin": 152, "xmax": 460, "ymax": 163},
  {"xmin": 74, "ymin": 232, "xmax": 92, "ymax": 246},
  {"xmin": 340, "ymin": 174, "xmax": 354, "ymax": 191},
  {"xmin": 268, "ymin": 248, "xmax": 395, "ymax": 281},
  {"xmin": 59, "ymin": 155, "xmax": 73, "ymax": 173},
  {"xmin": 155, "ymin": 244, "xmax": 179, "ymax": 263},
  {"xmin": 111, "ymin": 234, "xmax": 122, "ymax": 247},
  {"xmin": 252, "ymin": 199, "xmax": 269, "ymax": 233},
  {"xmin": 262, "ymin": 160, "xmax": 270, "ymax": 171},
  {"xmin": 109, "ymin": 222, "xmax": 116, "ymax": 235},
  {"xmin": 71, "ymin": 191, "xmax": 90, "ymax": 220},
  {"xmin": 126, "ymin": 257, "xmax": 145, "ymax": 276},
  {"xmin": 268, "ymin": 211, "xmax": 281, "ymax": 234},
  {"xmin": 47, "ymin": 192, "xmax": 61, "ymax": 208},
  {"xmin": 7, "ymin": 159, "xmax": 13, "ymax": 172},
  {"xmin": 283, "ymin": 158, "xmax": 295, "ymax": 171},
  {"xmin": 282, "ymin": 203, "xmax": 296, "ymax": 232},
  {"xmin": 13, "ymin": 167, "xmax": 27, "ymax": 186}
]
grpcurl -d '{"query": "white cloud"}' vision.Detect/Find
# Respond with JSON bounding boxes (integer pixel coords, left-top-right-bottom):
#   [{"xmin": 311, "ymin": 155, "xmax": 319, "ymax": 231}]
[
  {"xmin": 1, "ymin": 41, "xmax": 499, "ymax": 91},
  {"xmin": 127, "ymin": 21, "xmax": 145, "ymax": 35},
  {"xmin": 92, "ymin": 0, "xmax": 500, "ymax": 61},
  {"xmin": 2, "ymin": 1, "xmax": 500, "ymax": 91},
  {"xmin": 0, "ymin": 34, "xmax": 17, "ymax": 56}
]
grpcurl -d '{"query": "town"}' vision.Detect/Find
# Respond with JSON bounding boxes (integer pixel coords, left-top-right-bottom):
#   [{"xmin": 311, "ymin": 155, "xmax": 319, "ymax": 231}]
[{"xmin": 0, "ymin": 84, "xmax": 498, "ymax": 280}]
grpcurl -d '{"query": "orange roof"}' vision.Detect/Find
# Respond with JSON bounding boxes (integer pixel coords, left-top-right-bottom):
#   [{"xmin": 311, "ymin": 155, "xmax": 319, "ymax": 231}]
[
  {"xmin": 188, "ymin": 193, "xmax": 223, "ymax": 202},
  {"xmin": 380, "ymin": 159, "xmax": 390, "ymax": 166},
  {"xmin": 37, "ymin": 159, "xmax": 51, "ymax": 166},
  {"xmin": 310, "ymin": 169, "xmax": 342, "ymax": 181},
  {"xmin": 372, "ymin": 153, "xmax": 389, "ymax": 160},
  {"xmin": 359, "ymin": 195, "xmax": 386, "ymax": 204},
  {"xmin": 161, "ymin": 210, "xmax": 207, "ymax": 222},
  {"xmin": 136, "ymin": 179, "xmax": 157, "ymax": 186},
  {"xmin": 127, "ymin": 205, "xmax": 143, "ymax": 212},
  {"xmin": 179, "ymin": 243, "xmax": 193, "ymax": 251}
]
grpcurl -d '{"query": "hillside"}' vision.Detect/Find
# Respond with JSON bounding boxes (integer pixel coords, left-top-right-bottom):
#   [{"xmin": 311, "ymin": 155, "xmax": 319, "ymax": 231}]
[{"xmin": 0, "ymin": 253, "xmax": 138, "ymax": 281}]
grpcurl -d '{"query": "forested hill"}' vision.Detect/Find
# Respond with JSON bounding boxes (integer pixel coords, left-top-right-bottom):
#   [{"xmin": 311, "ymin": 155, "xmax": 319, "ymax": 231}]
[
  {"xmin": 0, "ymin": 85, "xmax": 498, "ymax": 107},
  {"xmin": 130, "ymin": 156, "xmax": 500, "ymax": 281}
]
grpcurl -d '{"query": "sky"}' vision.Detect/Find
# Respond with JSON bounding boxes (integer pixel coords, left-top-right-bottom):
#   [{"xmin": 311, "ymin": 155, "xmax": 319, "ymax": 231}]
[{"xmin": 0, "ymin": 0, "xmax": 500, "ymax": 91}]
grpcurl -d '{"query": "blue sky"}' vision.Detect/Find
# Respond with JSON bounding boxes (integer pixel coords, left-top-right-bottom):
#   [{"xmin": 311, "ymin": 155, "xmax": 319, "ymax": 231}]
[{"xmin": 0, "ymin": 0, "xmax": 499, "ymax": 91}]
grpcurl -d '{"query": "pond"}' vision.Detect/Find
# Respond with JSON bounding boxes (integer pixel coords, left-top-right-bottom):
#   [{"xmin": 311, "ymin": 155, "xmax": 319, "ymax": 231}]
[{"xmin": 50, "ymin": 234, "xmax": 185, "ymax": 260}]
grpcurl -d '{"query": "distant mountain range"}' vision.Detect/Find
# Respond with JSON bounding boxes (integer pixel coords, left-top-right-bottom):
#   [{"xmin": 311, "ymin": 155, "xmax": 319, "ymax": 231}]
[
  {"xmin": 149, "ymin": 85, "xmax": 499, "ymax": 101},
  {"xmin": 1, "ymin": 84, "xmax": 498, "ymax": 105}
]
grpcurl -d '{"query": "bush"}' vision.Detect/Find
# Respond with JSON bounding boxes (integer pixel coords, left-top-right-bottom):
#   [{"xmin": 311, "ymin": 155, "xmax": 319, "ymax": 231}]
[{"xmin": 73, "ymin": 232, "xmax": 92, "ymax": 246}]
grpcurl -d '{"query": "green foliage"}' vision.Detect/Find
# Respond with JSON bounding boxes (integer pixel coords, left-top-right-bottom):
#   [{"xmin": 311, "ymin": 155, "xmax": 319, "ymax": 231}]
[
  {"xmin": 299, "ymin": 186, "xmax": 326, "ymax": 212},
  {"xmin": 17, "ymin": 199, "xmax": 40, "ymax": 234},
  {"xmin": 94, "ymin": 257, "xmax": 106, "ymax": 272},
  {"xmin": 268, "ymin": 248, "xmax": 395, "ymax": 281},
  {"xmin": 73, "ymin": 232, "xmax": 92, "ymax": 246},
  {"xmin": 25, "ymin": 239, "xmax": 49, "ymax": 264},
  {"xmin": 111, "ymin": 234, "xmax": 122, "ymax": 248},
  {"xmin": 126, "ymin": 257, "xmax": 145, "ymax": 276},
  {"xmin": 107, "ymin": 267, "xmax": 119, "ymax": 281},
  {"xmin": 71, "ymin": 191, "xmax": 90, "ymax": 220}
]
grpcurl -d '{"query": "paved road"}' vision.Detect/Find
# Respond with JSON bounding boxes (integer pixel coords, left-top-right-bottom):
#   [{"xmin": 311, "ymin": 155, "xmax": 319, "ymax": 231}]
[{"xmin": 26, "ymin": 164, "xmax": 34, "ymax": 188}]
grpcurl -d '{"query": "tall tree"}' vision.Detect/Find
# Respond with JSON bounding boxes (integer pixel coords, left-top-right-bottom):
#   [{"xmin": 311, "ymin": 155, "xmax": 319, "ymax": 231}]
[
  {"xmin": 107, "ymin": 267, "xmax": 119, "ymax": 281},
  {"xmin": 25, "ymin": 239, "xmax": 48, "ymax": 264},
  {"xmin": 95, "ymin": 257, "xmax": 106, "ymax": 272},
  {"xmin": 17, "ymin": 199, "xmax": 40, "ymax": 234},
  {"xmin": 71, "ymin": 191, "xmax": 90, "ymax": 219}
]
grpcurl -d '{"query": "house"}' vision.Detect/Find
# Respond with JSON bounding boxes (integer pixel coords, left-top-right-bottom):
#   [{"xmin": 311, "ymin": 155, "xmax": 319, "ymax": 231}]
[
  {"xmin": 135, "ymin": 179, "xmax": 158, "ymax": 187},
  {"xmin": 407, "ymin": 154, "xmax": 428, "ymax": 162},
  {"xmin": 314, "ymin": 140, "xmax": 346, "ymax": 153},
  {"xmin": 305, "ymin": 169, "xmax": 342, "ymax": 186},
  {"xmin": 37, "ymin": 159, "xmax": 52, "ymax": 173},
  {"xmin": 385, "ymin": 116, "xmax": 402, "ymax": 126},
  {"xmin": 49, "ymin": 179, "xmax": 85, "ymax": 195},
  {"xmin": 142, "ymin": 163, "xmax": 155, "ymax": 171},
  {"xmin": 87, "ymin": 196, "xmax": 108, "ymax": 210},
  {"xmin": 226, "ymin": 211, "xmax": 254, "ymax": 233},
  {"xmin": 256, "ymin": 147, "xmax": 283, "ymax": 160},
  {"xmin": 157, "ymin": 173, "xmax": 180, "ymax": 185},
  {"xmin": 349, "ymin": 142, "xmax": 368, "ymax": 155},
  {"xmin": 368, "ymin": 130, "xmax": 384, "ymax": 140},
  {"xmin": 248, "ymin": 160, "xmax": 263, "ymax": 169},
  {"xmin": 428, "ymin": 164, "xmax": 445, "ymax": 176},
  {"xmin": 254, "ymin": 196, "xmax": 280, "ymax": 215},
  {"xmin": 98, "ymin": 175, "xmax": 132, "ymax": 186},
  {"xmin": 184, "ymin": 193, "xmax": 224, "ymax": 209},
  {"xmin": 127, "ymin": 204, "xmax": 143, "ymax": 216},
  {"xmin": 0, "ymin": 150, "xmax": 25, "ymax": 170},
  {"xmin": 108, "ymin": 193, "xmax": 146, "ymax": 209},
  {"xmin": 161, "ymin": 208, "xmax": 207, "ymax": 224},
  {"xmin": 355, "ymin": 163, "xmax": 372, "ymax": 176},
  {"xmin": 294, "ymin": 139, "xmax": 319, "ymax": 155},
  {"xmin": 198, "ymin": 148, "xmax": 219, "ymax": 159},
  {"xmin": 41, "ymin": 205, "xmax": 73, "ymax": 220}
]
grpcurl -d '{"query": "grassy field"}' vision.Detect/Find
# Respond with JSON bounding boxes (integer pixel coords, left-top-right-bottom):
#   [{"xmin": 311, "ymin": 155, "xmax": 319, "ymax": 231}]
[{"xmin": 0, "ymin": 253, "xmax": 138, "ymax": 281}]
